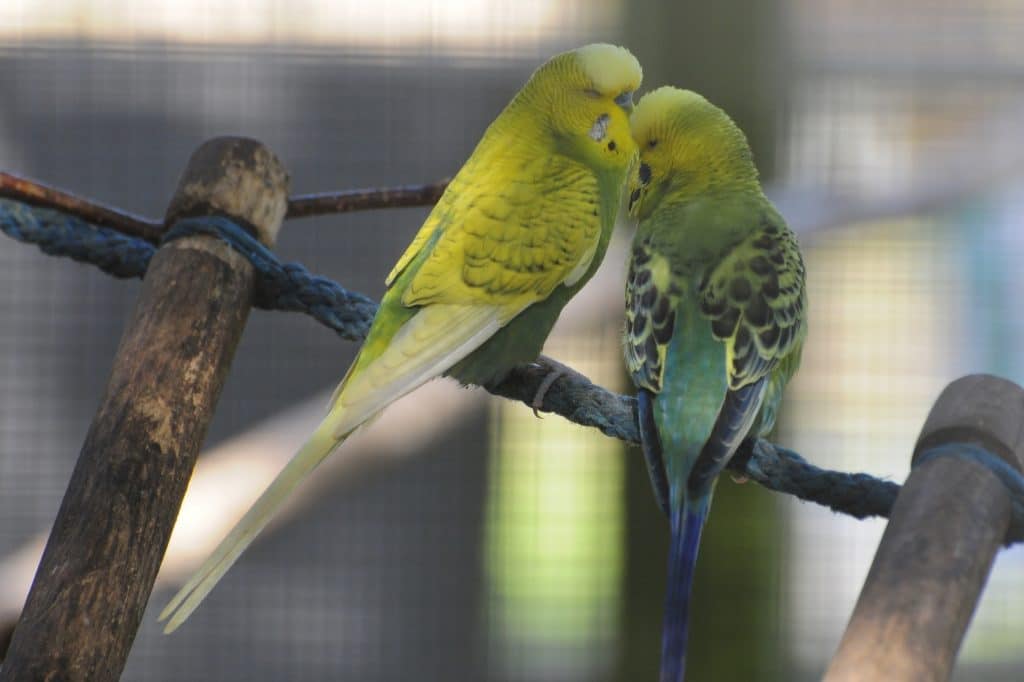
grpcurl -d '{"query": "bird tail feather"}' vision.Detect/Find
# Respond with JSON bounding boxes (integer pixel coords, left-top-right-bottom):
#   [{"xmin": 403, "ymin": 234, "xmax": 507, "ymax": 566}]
[
  {"xmin": 159, "ymin": 419, "xmax": 341, "ymax": 633},
  {"xmin": 660, "ymin": 496, "xmax": 710, "ymax": 682},
  {"xmin": 160, "ymin": 303, "xmax": 506, "ymax": 633}
]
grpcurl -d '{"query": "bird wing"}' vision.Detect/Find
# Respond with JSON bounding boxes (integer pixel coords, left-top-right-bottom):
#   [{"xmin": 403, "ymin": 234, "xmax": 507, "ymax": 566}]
[
  {"xmin": 686, "ymin": 215, "xmax": 807, "ymax": 488},
  {"xmin": 625, "ymin": 214, "xmax": 805, "ymax": 397},
  {"xmin": 624, "ymin": 241, "xmax": 680, "ymax": 515},
  {"xmin": 626, "ymin": 214, "xmax": 806, "ymax": 496},
  {"xmin": 624, "ymin": 242, "xmax": 678, "ymax": 394},
  {"xmin": 328, "ymin": 303, "xmax": 503, "ymax": 437},
  {"xmin": 387, "ymin": 152, "xmax": 605, "ymax": 321},
  {"xmin": 699, "ymin": 216, "xmax": 806, "ymax": 391}
]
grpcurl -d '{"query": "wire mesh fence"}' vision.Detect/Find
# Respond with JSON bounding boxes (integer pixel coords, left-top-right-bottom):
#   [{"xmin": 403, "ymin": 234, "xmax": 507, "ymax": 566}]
[{"xmin": 2, "ymin": 1, "xmax": 1024, "ymax": 680}]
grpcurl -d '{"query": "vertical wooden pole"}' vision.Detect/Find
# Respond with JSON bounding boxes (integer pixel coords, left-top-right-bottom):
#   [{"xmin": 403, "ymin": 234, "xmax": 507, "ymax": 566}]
[
  {"xmin": 824, "ymin": 374, "xmax": 1024, "ymax": 682},
  {"xmin": 0, "ymin": 137, "xmax": 288, "ymax": 681}
]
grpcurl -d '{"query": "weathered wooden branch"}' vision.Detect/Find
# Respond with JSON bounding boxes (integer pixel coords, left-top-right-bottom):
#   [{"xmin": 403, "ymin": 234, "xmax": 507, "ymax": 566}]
[
  {"xmin": 0, "ymin": 170, "xmax": 164, "ymax": 242},
  {"xmin": 0, "ymin": 137, "xmax": 288, "ymax": 681},
  {"xmin": 285, "ymin": 180, "xmax": 449, "ymax": 218},
  {"xmin": 824, "ymin": 374, "xmax": 1024, "ymax": 682},
  {"xmin": 0, "ymin": 169, "xmax": 450, "ymax": 241}
]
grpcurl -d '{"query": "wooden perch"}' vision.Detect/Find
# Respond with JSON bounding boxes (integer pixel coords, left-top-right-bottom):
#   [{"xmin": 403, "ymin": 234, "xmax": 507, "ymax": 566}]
[
  {"xmin": 285, "ymin": 181, "xmax": 449, "ymax": 218},
  {"xmin": 824, "ymin": 374, "xmax": 1024, "ymax": 682},
  {"xmin": 0, "ymin": 169, "xmax": 449, "ymax": 241},
  {"xmin": 0, "ymin": 137, "xmax": 288, "ymax": 681}
]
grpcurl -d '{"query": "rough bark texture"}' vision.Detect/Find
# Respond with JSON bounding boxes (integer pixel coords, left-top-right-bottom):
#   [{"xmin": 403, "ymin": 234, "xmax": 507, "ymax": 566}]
[
  {"xmin": 824, "ymin": 374, "xmax": 1024, "ymax": 682},
  {"xmin": 1, "ymin": 137, "xmax": 287, "ymax": 681}
]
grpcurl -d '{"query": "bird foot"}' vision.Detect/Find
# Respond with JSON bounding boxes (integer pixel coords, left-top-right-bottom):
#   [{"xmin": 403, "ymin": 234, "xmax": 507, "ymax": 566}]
[
  {"xmin": 730, "ymin": 473, "xmax": 749, "ymax": 484},
  {"xmin": 531, "ymin": 366, "xmax": 566, "ymax": 418}
]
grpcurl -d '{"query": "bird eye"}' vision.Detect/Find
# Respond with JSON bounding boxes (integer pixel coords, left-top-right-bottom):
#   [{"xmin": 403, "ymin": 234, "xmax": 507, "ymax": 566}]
[{"xmin": 615, "ymin": 91, "xmax": 634, "ymax": 112}]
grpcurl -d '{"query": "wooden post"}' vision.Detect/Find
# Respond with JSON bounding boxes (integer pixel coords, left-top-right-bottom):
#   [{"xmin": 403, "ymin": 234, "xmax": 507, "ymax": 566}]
[
  {"xmin": 824, "ymin": 374, "xmax": 1024, "ymax": 682},
  {"xmin": 0, "ymin": 137, "xmax": 288, "ymax": 681}
]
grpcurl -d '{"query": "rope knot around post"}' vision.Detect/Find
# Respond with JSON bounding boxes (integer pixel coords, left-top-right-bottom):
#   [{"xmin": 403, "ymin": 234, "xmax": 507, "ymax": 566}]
[
  {"xmin": 0, "ymin": 137, "xmax": 290, "ymax": 682},
  {"xmin": 162, "ymin": 215, "xmax": 379, "ymax": 342}
]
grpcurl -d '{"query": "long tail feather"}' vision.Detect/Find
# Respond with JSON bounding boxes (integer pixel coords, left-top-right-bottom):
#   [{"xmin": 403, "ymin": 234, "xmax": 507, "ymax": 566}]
[
  {"xmin": 160, "ymin": 303, "xmax": 507, "ymax": 633},
  {"xmin": 660, "ymin": 497, "xmax": 710, "ymax": 682},
  {"xmin": 159, "ymin": 420, "xmax": 341, "ymax": 633}
]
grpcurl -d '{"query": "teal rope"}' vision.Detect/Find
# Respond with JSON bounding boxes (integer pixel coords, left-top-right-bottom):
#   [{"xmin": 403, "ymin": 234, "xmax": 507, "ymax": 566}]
[
  {"xmin": 0, "ymin": 199, "xmax": 377, "ymax": 342},
  {"xmin": 5, "ymin": 196, "xmax": 1024, "ymax": 542},
  {"xmin": 162, "ymin": 216, "xmax": 377, "ymax": 342},
  {"xmin": 0, "ymin": 198, "xmax": 153, "ymax": 279},
  {"xmin": 731, "ymin": 440, "xmax": 901, "ymax": 520}
]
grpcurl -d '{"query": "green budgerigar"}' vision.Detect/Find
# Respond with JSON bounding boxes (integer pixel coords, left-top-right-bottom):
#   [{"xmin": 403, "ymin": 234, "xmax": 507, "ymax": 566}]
[{"xmin": 624, "ymin": 87, "xmax": 807, "ymax": 681}]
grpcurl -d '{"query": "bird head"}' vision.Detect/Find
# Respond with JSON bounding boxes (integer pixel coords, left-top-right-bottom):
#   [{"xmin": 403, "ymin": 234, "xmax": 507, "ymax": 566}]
[
  {"xmin": 628, "ymin": 86, "xmax": 759, "ymax": 220},
  {"xmin": 518, "ymin": 43, "xmax": 642, "ymax": 173}
]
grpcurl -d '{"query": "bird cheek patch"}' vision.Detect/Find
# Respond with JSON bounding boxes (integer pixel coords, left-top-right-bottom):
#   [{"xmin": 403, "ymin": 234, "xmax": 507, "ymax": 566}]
[{"xmin": 588, "ymin": 113, "xmax": 610, "ymax": 141}]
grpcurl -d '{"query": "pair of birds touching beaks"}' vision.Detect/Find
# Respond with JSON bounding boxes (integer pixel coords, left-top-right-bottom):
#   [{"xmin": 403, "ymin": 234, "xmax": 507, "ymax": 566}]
[{"xmin": 159, "ymin": 43, "xmax": 807, "ymax": 682}]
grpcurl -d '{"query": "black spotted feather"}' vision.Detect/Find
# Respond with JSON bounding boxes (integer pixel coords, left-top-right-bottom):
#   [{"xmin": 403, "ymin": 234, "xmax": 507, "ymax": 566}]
[
  {"xmin": 699, "ymin": 216, "xmax": 806, "ymax": 392},
  {"xmin": 624, "ymin": 242, "xmax": 679, "ymax": 393}
]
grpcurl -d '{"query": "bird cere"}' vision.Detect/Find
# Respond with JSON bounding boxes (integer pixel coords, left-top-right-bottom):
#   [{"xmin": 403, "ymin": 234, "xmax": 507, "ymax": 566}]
[{"xmin": 157, "ymin": 45, "xmax": 806, "ymax": 682}]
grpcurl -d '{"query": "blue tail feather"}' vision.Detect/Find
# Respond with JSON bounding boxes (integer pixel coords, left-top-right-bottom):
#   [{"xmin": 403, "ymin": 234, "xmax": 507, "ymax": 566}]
[{"xmin": 660, "ymin": 497, "xmax": 710, "ymax": 682}]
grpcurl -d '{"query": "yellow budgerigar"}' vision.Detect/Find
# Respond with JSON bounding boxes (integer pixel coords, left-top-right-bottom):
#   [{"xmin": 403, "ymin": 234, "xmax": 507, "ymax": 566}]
[{"xmin": 160, "ymin": 44, "xmax": 642, "ymax": 632}]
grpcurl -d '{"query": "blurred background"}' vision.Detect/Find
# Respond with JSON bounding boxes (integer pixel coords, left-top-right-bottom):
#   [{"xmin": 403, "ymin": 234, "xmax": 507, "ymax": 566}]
[{"xmin": 2, "ymin": 0, "xmax": 1024, "ymax": 679}]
